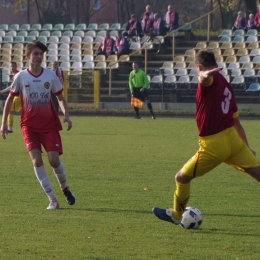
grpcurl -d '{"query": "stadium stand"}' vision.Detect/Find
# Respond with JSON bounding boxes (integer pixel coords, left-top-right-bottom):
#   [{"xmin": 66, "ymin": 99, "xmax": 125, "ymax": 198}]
[
  {"xmin": 86, "ymin": 23, "xmax": 98, "ymax": 31},
  {"xmin": 52, "ymin": 24, "xmax": 63, "ymax": 31},
  {"xmin": 247, "ymin": 42, "xmax": 259, "ymax": 50},
  {"xmin": 109, "ymin": 23, "xmax": 121, "ymax": 30},
  {"xmin": 176, "ymin": 75, "xmax": 190, "ymax": 90},
  {"xmin": 236, "ymin": 48, "xmax": 248, "ymax": 57},
  {"xmin": 1, "ymin": 21, "xmax": 260, "ymax": 104},
  {"xmin": 74, "ymin": 30, "xmax": 84, "ymax": 37},
  {"xmin": 40, "ymin": 31, "xmax": 50, "ymax": 37},
  {"xmin": 41, "ymin": 24, "xmax": 53, "ymax": 31},
  {"xmin": 207, "ymin": 41, "xmax": 219, "ymax": 49},
  {"xmin": 0, "ymin": 24, "xmax": 8, "ymax": 31},
  {"xmin": 9, "ymin": 23, "xmax": 20, "ymax": 31},
  {"xmin": 245, "ymin": 29, "xmax": 257, "ymax": 36},
  {"xmin": 232, "ymin": 29, "xmax": 244, "ymax": 37},
  {"xmin": 64, "ymin": 23, "xmax": 75, "ymax": 31},
  {"xmin": 85, "ymin": 31, "xmax": 96, "ymax": 37},
  {"xmin": 163, "ymin": 68, "xmax": 174, "ymax": 76},
  {"xmin": 194, "ymin": 41, "xmax": 207, "ymax": 50},
  {"xmin": 82, "ymin": 48, "xmax": 93, "ymax": 56},
  {"xmin": 13, "ymin": 36, "xmax": 24, "ymax": 43},
  {"xmin": 97, "ymin": 23, "xmax": 109, "ymax": 31},
  {"xmin": 245, "ymin": 36, "xmax": 257, "ymax": 43},
  {"xmin": 173, "ymin": 55, "xmax": 185, "ymax": 63},
  {"xmin": 218, "ymin": 29, "xmax": 232, "ymax": 37},
  {"xmin": 70, "ymin": 43, "xmax": 81, "ymax": 50},
  {"xmin": 6, "ymin": 31, "xmax": 16, "ymax": 37},
  {"xmin": 164, "ymin": 75, "xmax": 176, "ymax": 90},
  {"xmin": 19, "ymin": 24, "xmax": 30, "ymax": 31},
  {"xmin": 241, "ymin": 62, "xmax": 253, "ymax": 71},
  {"xmin": 219, "ymin": 36, "xmax": 231, "ymax": 43},
  {"xmin": 75, "ymin": 23, "xmax": 86, "ymax": 30},
  {"xmin": 246, "ymin": 83, "xmax": 260, "ymax": 92},
  {"xmin": 83, "ymin": 61, "xmax": 94, "ymax": 69},
  {"xmin": 63, "ymin": 30, "xmax": 73, "ymax": 37},
  {"xmin": 30, "ymin": 24, "xmax": 41, "ymax": 31},
  {"xmin": 51, "ymin": 31, "xmax": 62, "ymax": 37}
]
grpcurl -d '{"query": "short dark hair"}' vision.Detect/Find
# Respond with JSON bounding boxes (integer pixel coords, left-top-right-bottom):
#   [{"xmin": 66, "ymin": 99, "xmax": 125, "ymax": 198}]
[
  {"xmin": 133, "ymin": 61, "xmax": 140, "ymax": 67},
  {"xmin": 25, "ymin": 40, "xmax": 48, "ymax": 55},
  {"xmin": 195, "ymin": 50, "xmax": 217, "ymax": 68},
  {"xmin": 10, "ymin": 61, "xmax": 17, "ymax": 66}
]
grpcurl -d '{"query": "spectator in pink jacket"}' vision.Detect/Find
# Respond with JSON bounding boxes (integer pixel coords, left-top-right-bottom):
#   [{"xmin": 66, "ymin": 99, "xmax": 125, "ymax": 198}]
[
  {"xmin": 232, "ymin": 11, "xmax": 246, "ymax": 31},
  {"xmin": 246, "ymin": 13, "xmax": 256, "ymax": 31},
  {"xmin": 141, "ymin": 5, "xmax": 154, "ymax": 21},
  {"xmin": 165, "ymin": 5, "xmax": 179, "ymax": 32},
  {"xmin": 254, "ymin": 5, "xmax": 260, "ymax": 30}
]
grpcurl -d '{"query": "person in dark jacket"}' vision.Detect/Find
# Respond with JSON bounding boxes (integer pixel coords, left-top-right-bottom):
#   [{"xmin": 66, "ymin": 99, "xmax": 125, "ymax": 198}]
[
  {"xmin": 125, "ymin": 14, "xmax": 142, "ymax": 37},
  {"xmin": 115, "ymin": 31, "xmax": 130, "ymax": 57},
  {"xmin": 152, "ymin": 13, "xmax": 166, "ymax": 36}
]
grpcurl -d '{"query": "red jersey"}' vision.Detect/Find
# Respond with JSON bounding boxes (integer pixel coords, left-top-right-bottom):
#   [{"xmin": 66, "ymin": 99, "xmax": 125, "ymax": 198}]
[
  {"xmin": 10, "ymin": 68, "xmax": 63, "ymax": 132},
  {"xmin": 196, "ymin": 72, "xmax": 238, "ymax": 137}
]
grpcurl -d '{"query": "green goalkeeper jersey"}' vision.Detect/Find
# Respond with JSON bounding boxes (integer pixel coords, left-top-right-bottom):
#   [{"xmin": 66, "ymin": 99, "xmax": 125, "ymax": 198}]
[{"xmin": 129, "ymin": 69, "xmax": 149, "ymax": 92}]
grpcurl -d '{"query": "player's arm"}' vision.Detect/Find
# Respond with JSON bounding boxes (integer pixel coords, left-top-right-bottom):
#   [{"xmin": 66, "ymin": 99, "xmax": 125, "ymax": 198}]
[
  {"xmin": 198, "ymin": 67, "xmax": 222, "ymax": 87},
  {"xmin": 1, "ymin": 94, "xmax": 15, "ymax": 139},
  {"xmin": 56, "ymin": 93, "xmax": 72, "ymax": 131},
  {"xmin": 0, "ymin": 86, "xmax": 11, "ymax": 94},
  {"xmin": 233, "ymin": 116, "xmax": 256, "ymax": 155},
  {"xmin": 129, "ymin": 72, "xmax": 134, "ymax": 93}
]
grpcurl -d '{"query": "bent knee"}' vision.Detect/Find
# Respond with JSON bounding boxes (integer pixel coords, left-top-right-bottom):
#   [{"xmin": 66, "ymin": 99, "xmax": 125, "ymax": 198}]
[
  {"xmin": 245, "ymin": 166, "xmax": 260, "ymax": 182},
  {"xmin": 49, "ymin": 157, "xmax": 60, "ymax": 168},
  {"xmin": 175, "ymin": 170, "xmax": 193, "ymax": 183},
  {"xmin": 32, "ymin": 159, "xmax": 43, "ymax": 168},
  {"xmin": 49, "ymin": 159, "xmax": 60, "ymax": 168}
]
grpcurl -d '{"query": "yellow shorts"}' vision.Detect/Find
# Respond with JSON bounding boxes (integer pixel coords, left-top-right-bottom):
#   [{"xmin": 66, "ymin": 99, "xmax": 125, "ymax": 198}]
[
  {"xmin": 182, "ymin": 127, "xmax": 260, "ymax": 178},
  {"xmin": 11, "ymin": 96, "xmax": 22, "ymax": 112}
]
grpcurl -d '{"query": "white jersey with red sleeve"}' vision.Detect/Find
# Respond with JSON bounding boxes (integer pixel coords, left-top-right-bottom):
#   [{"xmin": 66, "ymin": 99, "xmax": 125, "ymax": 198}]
[{"xmin": 10, "ymin": 67, "xmax": 63, "ymax": 132}]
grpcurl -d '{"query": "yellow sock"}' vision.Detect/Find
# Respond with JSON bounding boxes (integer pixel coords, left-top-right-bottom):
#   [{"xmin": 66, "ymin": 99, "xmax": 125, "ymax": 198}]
[
  {"xmin": 172, "ymin": 181, "xmax": 190, "ymax": 220},
  {"xmin": 7, "ymin": 114, "xmax": 13, "ymax": 130}
]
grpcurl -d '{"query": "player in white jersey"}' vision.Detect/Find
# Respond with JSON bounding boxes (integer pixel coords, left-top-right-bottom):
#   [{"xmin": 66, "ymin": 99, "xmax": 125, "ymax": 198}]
[{"xmin": 0, "ymin": 40, "xmax": 75, "ymax": 210}]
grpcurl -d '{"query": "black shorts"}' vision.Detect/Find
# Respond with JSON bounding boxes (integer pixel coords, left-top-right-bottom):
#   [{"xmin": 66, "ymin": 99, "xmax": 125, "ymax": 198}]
[{"xmin": 133, "ymin": 88, "xmax": 149, "ymax": 102}]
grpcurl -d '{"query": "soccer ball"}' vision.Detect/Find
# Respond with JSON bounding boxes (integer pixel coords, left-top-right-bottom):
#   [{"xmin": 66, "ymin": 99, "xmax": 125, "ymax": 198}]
[{"xmin": 180, "ymin": 207, "xmax": 203, "ymax": 230}]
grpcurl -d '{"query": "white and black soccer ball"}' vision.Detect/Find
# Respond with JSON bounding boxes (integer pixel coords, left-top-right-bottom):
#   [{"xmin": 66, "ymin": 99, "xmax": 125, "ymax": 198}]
[{"xmin": 180, "ymin": 207, "xmax": 203, "ymax": 230}]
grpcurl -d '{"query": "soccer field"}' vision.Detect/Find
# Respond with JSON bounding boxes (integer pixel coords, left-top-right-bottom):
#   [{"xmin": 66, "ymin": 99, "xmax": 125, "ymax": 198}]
[{"xmin": 1, "ymin": 116, "xmax": 260, "ymax": 260}]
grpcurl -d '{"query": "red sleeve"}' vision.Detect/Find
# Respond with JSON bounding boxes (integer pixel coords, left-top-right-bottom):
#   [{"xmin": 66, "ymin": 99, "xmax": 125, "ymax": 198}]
[
  {"xmin": 10, "ymin": 90, "xmax": 19, "ymax": 96},
  {"xmin": 53, "ymin": 89, "xmax": 63, "ymax": 96}
]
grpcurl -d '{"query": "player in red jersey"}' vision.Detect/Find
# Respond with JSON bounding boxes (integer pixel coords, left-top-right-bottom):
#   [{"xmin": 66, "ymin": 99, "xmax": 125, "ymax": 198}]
[
  {"xmin": 0, "ymin": 40, "xmax": 75, "ymax": 210},
  {"xmin": 152, "ymin": 50, "xmax": 260, "ymax": 225}
]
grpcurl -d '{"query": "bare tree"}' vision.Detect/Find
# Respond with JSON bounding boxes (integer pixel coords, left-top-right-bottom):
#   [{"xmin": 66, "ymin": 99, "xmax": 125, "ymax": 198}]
[
  {"xmin": 244, "ymin": 0, "xmax": 257, "ymax": 14},
  {"xmin": 11, "ymin": 0, "xmax": 71, "ymax": 24},
  {"xmin": 68, "ymin": 0, "xmax": 112, "ymax": 25}
]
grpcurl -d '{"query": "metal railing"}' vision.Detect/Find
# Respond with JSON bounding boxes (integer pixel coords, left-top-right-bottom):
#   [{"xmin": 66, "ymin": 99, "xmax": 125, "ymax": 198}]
[{"xmin": 108, "ymin": 7, "xmax": 219, "ymax": 95}]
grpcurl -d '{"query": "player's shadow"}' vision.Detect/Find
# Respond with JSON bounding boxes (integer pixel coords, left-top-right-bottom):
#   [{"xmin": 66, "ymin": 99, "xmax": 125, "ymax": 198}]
[
  {"xmin": 205, "ymin": 212, "xmax": 260, "ymax": 218},
  {"xmin": 194, "ymin": 213, "xmax": 260, "ymax": 236},
  {"xmin": 58, "ymin": 207, "xmax": 151, "ymax": 215},
  {"xmin": 199, "ymin": 229, "xmax": 260, "ymax": 237}
]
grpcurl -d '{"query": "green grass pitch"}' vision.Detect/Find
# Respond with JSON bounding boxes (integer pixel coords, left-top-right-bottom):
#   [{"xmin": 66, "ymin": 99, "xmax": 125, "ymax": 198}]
[{"xmin": 1, "ymin": 115, "xmax": 260, "ymax": 259}]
